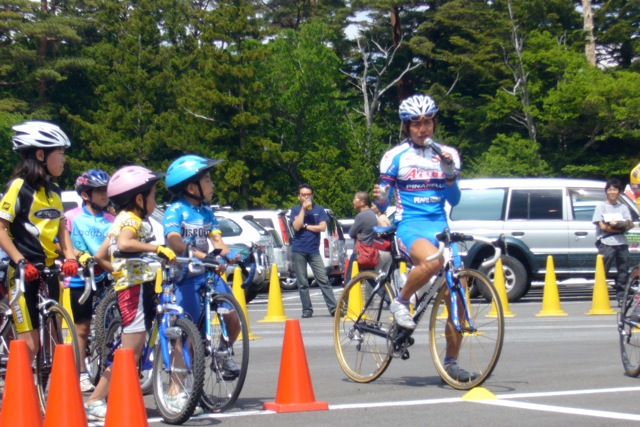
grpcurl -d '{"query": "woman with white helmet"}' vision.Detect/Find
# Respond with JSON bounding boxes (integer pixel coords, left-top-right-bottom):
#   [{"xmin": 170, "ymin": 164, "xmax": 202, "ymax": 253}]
[
  {"xmin": 0, "ymin": 121, "xmax": 79, "ymax": 363},
  {"xmin": 373, "ymin": 95, "xmax": 472, "ymax": 381}
]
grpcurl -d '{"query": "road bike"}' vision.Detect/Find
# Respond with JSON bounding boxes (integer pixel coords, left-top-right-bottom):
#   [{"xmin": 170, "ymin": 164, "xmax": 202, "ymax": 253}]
[
  {"xmin": 334, "ymin": 227, "xmax": 505, "ymax": 390},
  {"xmin": 194, "ymin": 257, "xmax": 249, "ymax": 412},
  {"xmin": 9, "ymin": 261, "xmax": 81, "ymax": 411},
  {"xmin": 101, "ymin": 253, "xmax": 205, "ymax": 425},
  {"xmin": 619, "ymin": 265, "xmax": 640, "ymax": 377}
]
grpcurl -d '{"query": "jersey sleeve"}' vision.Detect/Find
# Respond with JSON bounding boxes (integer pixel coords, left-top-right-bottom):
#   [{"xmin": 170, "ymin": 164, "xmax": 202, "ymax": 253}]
[
  {"xmin": 0, "ymin": 179, "xmax": 23, "ymax": 223},
  {"xmin": 162, "ymin": 204, "xmax": 182, "ymax": 236}
]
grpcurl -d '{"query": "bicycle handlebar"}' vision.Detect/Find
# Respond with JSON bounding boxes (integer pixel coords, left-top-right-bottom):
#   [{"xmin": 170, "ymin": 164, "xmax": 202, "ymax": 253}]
[
  {"xmin": 78, "ymin": 258, "xmax": 97, "ymax": 305},
  {"xmin": 426, "ymin": 231, "xmax": 503, "ymax": 268}
]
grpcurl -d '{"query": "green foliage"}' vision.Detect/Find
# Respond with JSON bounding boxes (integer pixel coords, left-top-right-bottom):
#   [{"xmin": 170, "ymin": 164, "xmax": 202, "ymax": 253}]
[{"xmin": 468, "ymin": 133, "xmax": 552, "ymax": 177}]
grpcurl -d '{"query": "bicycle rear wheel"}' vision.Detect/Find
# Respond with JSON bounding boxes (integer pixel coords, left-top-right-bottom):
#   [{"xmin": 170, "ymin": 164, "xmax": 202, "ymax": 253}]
[
  {"xmin": 429, "ymin": 269, "xmax": 503, "ymax": 390},
  {"xmin": 334, "ymin": 271, "xmax": 395, "ymax": 383},
  {"xmin": 619, "ymin": 266, "xmax": 640, "ymax": 377},
  {"xmin": 153, "ymin": 316, "xmax": 205, "ymax": 424},
  {"xmin": 0, "ymin": 302, "xmax": 17, "ymax": 411},
  {"xmin": 201, "ymin": 293, "xmax": 249, "ymax": 413},
  {"xmin": 37, "ymin": 304, "xmax": 80, "ymax": 412},
  {"xmin": 88, "ymin": 288, "xmax": 119, "ymax": 384}
]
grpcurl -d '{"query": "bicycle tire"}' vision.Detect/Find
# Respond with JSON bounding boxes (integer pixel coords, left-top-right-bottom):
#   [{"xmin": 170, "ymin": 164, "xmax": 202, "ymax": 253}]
[
  {"xmin": 36, "ymin": 304, "xmax": 80, "ymax": 412},
  {"xmin": 334, "ymin": 271, "xmax": 395, "ymax": 383},
  {"xmin": 152, "ymin": 316, "xmax": 205, "ymax": 424},
  {"xmin": 200, "ymin": 293, "xmax": 249, "ymax": 413},
  {"xmin": 88, "ymin": 287, "xmax": 119, "ymax": 384},
  {"xmin": 0, "ymin": 302, "xmax": 17, "ymax": 411},
  {"xmin": 619, "ymin": 266, "xmax": 640, "ymax": 377},
  {"xmin": 429, "ymin": 269, "xmax": 504, "ymax": 390}
]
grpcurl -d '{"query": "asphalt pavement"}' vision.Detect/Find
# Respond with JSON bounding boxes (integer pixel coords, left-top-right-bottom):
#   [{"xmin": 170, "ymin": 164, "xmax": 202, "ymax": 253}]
[{"xmin": 87, "ymin": 282, "xmax": 640, "ymax": 427}]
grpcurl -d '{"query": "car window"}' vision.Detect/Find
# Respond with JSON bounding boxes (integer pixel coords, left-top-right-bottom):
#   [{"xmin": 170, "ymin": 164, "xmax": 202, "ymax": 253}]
[
  {"xmin": 253, "ymin": 218, "xmax": 274, "ymax": 230},
  {"xmin": 217, "ymin": 217, "xmax": 242, "ymax": 237},
  {"xmin": 509, "ymin": 189, "xmax": 562, "ymax": 220},
  {"xmin": 450, "ymin": 188, "xmax": 506, "ymax": 221},
  {"xmin": 569, "ymin": 188, "xmax": 603, "ymax": 221},
  {"xmin": 242, "ymin": 218, "xmax": 270, "ymax": 236}
]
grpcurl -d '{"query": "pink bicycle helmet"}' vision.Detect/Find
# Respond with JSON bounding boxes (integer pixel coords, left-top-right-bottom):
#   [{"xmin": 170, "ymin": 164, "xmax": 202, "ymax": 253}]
[{"xmin": 107, "ymin": 165, "xmax": 165, "ymax": 207}]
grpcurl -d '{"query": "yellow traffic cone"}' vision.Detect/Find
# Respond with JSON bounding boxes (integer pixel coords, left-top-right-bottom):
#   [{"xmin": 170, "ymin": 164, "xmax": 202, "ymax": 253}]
[
  {"xmin": 259, "ymin": 264, "xmax": 287, "ymax": 323},
  {"xmin": 586, "ymin": 254, "xmax": 616, "ymax": 315},
  {"xmin": 536, "ymin": 256, "xmax": 568, "ymax": 317},
  {"xmin": 344, "ymin": 261, "xmax": 364, "ymax": 320},
  {"xmin": 488, "ymin": 258, "xmax": 515, "ymax": 318},
  {"xmin": 232, "ymin": 266, "xmax": 257, "ymax": 339}
]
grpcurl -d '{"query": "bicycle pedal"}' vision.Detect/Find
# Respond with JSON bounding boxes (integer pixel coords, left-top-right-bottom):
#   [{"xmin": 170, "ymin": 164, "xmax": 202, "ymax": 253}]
[{"xmin": 401, "ymin": 350, "xmax": 410, "ymax": 360}]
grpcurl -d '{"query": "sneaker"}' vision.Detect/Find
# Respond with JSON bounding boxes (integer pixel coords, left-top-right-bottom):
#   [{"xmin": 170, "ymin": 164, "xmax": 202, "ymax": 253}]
[
  {"xmin": 302, "ymin": 309, "xmax": 313, "ymax": 318},
  {"xmin": 390, "ymin": 299, "xmax": 416, "ymax": 330},
  {"xmin": 630, "ymin": 296, "xmax": 640, "ymax": 322},
  {"xmin": 164, "ymin": 392, "xmax": 204, "ymax": 415},
  {"xmin": 85, "ymin": 399, "xmax": 107, "ymax": 422},
  {"xmin": 79, "ymin": 372, "xmax": 95, "ymax": 392},
  {"xmin": 215, "ymin": 353, "xmax": 240, "ymax": 380},
  {"xmin": 444, "ymin": 363, "xmax": 477, "ymax": 382}
]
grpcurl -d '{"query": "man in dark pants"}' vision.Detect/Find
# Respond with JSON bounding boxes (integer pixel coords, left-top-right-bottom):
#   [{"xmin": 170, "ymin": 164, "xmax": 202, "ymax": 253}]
[{"xmin": 290, "ymin": 184, "xmax": 337, "ymax": 318}]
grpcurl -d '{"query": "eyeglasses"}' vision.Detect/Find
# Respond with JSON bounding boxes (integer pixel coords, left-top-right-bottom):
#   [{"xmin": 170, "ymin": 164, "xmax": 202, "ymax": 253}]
[{"xmin": 300, "ymin": 193, "xmax": 313, "ymax": 197}]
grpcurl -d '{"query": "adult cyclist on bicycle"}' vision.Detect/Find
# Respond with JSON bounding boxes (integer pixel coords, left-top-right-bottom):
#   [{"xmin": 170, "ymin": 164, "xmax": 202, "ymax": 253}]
[
  {"xmin": 373, "ymin": 94, "xmax": 473, "ymax": 381},
  {"xmin": 163, "ymin": 155, "xmax": 242, "ymax": 379}
]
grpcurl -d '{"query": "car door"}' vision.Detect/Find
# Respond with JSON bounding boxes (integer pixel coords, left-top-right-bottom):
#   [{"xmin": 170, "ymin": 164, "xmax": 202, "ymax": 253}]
[
  {"xmin": 567, "ymin": 187, "xmax": 603, "ymax": 274},
  {"xmin": 504, "ymin": 187, "xmax": 569, "ymax": 275}
]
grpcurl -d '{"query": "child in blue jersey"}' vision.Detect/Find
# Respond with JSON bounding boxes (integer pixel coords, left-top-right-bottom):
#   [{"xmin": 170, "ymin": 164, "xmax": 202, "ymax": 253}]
[
  {"xmin": 163, "ymin": 155, "xmax": 241, "ymax": 379},
  {"xmin": 65, "ymin": 169, "xmax": 114, "ymax": 392}
]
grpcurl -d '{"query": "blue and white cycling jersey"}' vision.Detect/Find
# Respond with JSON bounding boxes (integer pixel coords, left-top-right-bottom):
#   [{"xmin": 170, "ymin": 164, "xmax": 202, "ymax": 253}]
[
  {"xmin": 376, "ymin": 139, "xmax": 461, "ymax": 223},
  {"xmin": 65, "ymin": 206, "xmax": 115, "ymax": 288},
  {"xmin": 163, "ymin": 199, "xmax": 220, "ymax": 253}
]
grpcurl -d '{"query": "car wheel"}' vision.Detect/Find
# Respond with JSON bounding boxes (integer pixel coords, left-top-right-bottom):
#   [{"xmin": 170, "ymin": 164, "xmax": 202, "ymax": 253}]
[
  {"xmin": 280, "ymin": 276, "xmax": 298, "ymax": 291},
  {"xmin": 478, "ymin": 255, "xmax": 528, "ymax": 302}
]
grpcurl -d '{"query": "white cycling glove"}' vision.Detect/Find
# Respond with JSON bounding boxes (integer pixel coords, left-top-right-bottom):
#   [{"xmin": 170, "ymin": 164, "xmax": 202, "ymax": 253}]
[{"xmin": 440, "ymin": 159, "xmax": 456, "ymax": 177}]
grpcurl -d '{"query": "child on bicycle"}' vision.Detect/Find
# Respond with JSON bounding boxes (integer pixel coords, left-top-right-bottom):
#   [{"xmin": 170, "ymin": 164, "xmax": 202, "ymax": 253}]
[
  {"xmin": 0, "ymin": 121, "xmax": 79, "ymax": 363},
  {"xmin": 65, "ymin": 169, "xmax": 114, "ymax": 392},
  {"xmin": 85, "ymin": 165, "xmax": 176, "ymax": 422},
  {"xmin": 163, "ymin": 155, "xmax": 242, "ymax": 381}
]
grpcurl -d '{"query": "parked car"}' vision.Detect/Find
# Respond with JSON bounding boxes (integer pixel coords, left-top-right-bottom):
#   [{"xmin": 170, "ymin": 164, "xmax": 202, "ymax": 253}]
[
  {"xmin": 338, "ymin": 218, "xmax": 355, "ymax": 259},
  {"xmin": 445, "ymin": 178, "xmax": 640, "ymax": 301},
  {"xmin": 240, "ymin": 210, "xmax": 297, "ymax": 290},
  {"xmin": 285, "ymin": 208, "xmax": 347, "ymax": 287}
]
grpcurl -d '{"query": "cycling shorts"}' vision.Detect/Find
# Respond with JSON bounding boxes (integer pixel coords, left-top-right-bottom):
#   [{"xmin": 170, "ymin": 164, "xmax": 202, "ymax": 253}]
[
  {"xmin": 175, "ymin": 274, "xmax": 232, "ymax": 323},
  {"xmin": 70, "ymin": 277, "xmax": 110, "ymax": 324},
  {"xmin": 8, "ymin": 265, "xmax": 60, "ymax": 334},
  {"xmin": 396, "ymin": 220, "xmax": 462, "ymax": 267},
  {"xmin": 117, "ymin": 281, "xmax": 156, "ymax": 334}
]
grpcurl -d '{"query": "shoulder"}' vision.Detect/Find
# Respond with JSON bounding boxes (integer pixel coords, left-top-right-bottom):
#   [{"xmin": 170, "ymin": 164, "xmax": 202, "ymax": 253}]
[{"xmin": 116, "ymin": 211, "xmax": 142, "ymax": 229}]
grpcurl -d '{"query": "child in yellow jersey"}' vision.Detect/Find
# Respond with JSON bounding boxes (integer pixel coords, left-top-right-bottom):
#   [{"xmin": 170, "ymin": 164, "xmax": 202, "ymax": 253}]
[
  {"xmin": 85, "ymin": 165, "xmax": 176, "ymax": 422},
  {"xmin": 0, "ymin": 121, "xmax": 78, "ymax": 362}
]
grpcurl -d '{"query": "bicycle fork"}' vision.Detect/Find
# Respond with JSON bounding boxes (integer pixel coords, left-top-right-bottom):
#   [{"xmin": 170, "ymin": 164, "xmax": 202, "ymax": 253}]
[{"xmin": 446, "ymin": 270, "xmax": 475, "ymax": 333}]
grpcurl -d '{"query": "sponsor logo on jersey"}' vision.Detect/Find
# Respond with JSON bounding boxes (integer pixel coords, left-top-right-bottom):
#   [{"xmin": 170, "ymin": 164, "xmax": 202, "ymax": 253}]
[{"xmin": 34, "ymin": 208, "xmax": 62, "ymax": 219}]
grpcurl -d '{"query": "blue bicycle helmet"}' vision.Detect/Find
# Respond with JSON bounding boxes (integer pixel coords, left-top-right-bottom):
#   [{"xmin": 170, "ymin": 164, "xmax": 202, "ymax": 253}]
[
  {"xmin": 165, "ymin": 155, "xmax": 223, "ymax": 196},
  {"xmin": 399, "ymin": 95, "xmax": 439, "ymax": 121},
  {"xmin": 75, "ymin": 169, "xmax": 110, "ymax": 195}
]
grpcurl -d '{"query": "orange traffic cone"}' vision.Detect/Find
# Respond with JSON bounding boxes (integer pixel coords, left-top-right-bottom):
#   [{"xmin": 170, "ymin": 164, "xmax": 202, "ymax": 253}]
[
  {"xmin": 104, "ymin": 348, "xmax": 148, "ymax": 427},
  {"xmin": 536, "ymin": 256, "xmax": 568, "ymax": 317},
  {"xmin": 264, "ymin": 319, "xmax": 329, "ymax": 413},
  {"xmin": 0, "ymin": 340, "xmax": 43, "ymax": 427},
  {"xmin": 258, "ymin": 264, "xmax": 287, "ymax": 323},
  {"xmin": 43, "ymin": 344, "xmax": 87, "ymax": 427},
  {"xmin": 586, "ymin": 254, "xmax": 616, "ymax": 315},
  {"xmin": 232, "ymin": 266, "xmax": 256, "ymax": 340}
]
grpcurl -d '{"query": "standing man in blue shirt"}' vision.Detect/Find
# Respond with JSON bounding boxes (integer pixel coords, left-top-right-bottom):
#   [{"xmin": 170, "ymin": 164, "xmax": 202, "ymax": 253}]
[{"xmin": 290, "ymin": 184, "xmax": 337, "ymax": 318}]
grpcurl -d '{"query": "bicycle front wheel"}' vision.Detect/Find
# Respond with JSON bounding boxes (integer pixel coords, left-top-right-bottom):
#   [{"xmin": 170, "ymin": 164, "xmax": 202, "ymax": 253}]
[
  {"xmin": 37, "ymin": 304, "xmax": 80, "ymax": 412},
  {"xmin": 429, "ymin": 269, "xmax": 504, "ymax": 390},
  {"xmin": 153, "ymin": 316, "xmax": 205, "ymax": 424},
  {"xmin": 334, "ymin": 271, "xmax": 395, "ymax": 383},
  {"xmin": 620, "ymin": 266, "xmax": 640, "ymax": 377},
  {"xmin": 88, "ymin": 288, "xmax": 119, "ymax": 385},
  {"xmin": 0, "ymin": 302, "xmax": 17, "ymax": 411},
  {"xmin": 201, "ymin": 293, "xmax": 249, "ymax": 413}
]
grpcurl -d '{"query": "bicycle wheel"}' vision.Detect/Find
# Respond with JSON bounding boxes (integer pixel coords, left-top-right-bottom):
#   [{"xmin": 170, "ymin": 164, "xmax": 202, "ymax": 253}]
[
  {"xmin": 429, "ymin": 269, "xmax": 504, "ymax": 390},
  {"xmin": 0, "ymin": 302, "xmax": 17, "ymax": 411},
  {"xmin": 153, "ymin": 316, "xmax": 205, "ymax": 424},
  {"xmin": 201, "ymin": 293, "xmax": 249, "ymax": 413},
  {"xmin": 334, "ymin": 271, "xmax": 395, "ymax": 383},
  {"xmin": 36, "ymin": 304, "xmax": 80, "ymax": 412},
  {"xmin": 88, "ymin": 288, "xmax": 119, "ymax": 384},
  {"xmin": 619, "ymin": 266, "xmax": 640, "ymax": 377}
]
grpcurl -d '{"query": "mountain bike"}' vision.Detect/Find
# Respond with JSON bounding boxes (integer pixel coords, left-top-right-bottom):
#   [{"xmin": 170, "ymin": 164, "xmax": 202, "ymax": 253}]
[
  {"xmin": 195, "ymin": 257, "xmax": 249, "ymax": 412},
  {"xmin": 619, "ymin": 265, "xmax": 640, "ymax": 377},
  {"xmin": 9, "ymin": 261, "xmax": 81, "ymax": 411},
  {"xmin": 334, "ymin": 227, "xmax": 505, "ymax": 390},
  {"xmin": 101, "ymin": 253, "xmax": 205, "ymax": 425}
]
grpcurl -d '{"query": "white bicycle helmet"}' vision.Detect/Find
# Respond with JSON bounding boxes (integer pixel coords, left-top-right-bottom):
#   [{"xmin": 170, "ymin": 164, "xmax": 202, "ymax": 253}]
[
  {"xmin": 12, "ymin": 121, "xmax": 71, "ymax": 152},
  {"xmin": 399, "ymin": 95, "xmax": 439, "ymax": 121}
]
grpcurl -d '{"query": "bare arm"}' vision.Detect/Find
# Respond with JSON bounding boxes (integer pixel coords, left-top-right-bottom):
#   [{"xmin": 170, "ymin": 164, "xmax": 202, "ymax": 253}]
[
  {"xmin": 94, "ymin": 238, "xmax": 113, "ymax": 273},
  {"xmin": 57, "ymin": 218, "xmax": 76, "ymax": 261},
  {"xmin": 0, "ymin": 219, "xmax": 24, "ymax": 264}
]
